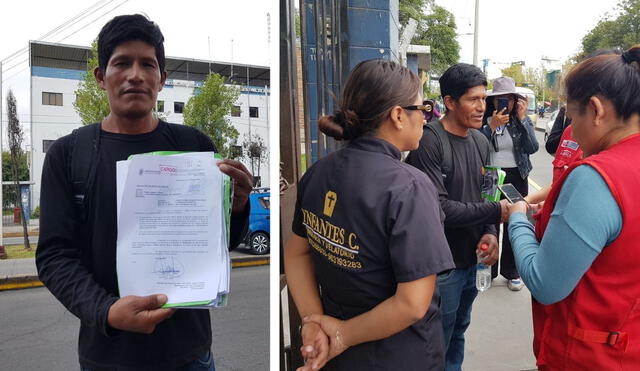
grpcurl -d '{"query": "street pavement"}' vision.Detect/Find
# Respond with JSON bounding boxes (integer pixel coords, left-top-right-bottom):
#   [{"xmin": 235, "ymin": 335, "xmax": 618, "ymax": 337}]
[
  {"xmin": 0, "ymin": 265, "xmax": 269, "ymax": 371},
  {"xmin": 464, "ymin": 121, "xmax": 551, "ymax": 371}
]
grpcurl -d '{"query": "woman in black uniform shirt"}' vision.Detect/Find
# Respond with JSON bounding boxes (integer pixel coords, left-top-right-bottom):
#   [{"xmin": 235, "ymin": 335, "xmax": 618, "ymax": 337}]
[{"xmin": 285, "ymin": 59, "xmax": 455, "ymax": 371}]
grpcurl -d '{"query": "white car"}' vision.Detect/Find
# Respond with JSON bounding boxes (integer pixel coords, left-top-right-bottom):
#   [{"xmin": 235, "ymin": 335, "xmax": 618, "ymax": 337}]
[{"xmin": 545, "ymin": 110, "xmax": 559, "ymax": 141}]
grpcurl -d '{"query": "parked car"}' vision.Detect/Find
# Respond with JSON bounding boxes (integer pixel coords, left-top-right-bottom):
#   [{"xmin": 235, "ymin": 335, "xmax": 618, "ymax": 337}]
[
  {"xmin": 246, "ymin": 188, "xmax": 270, "ymax": 255},
  {"xmin": 545, "ymin": 110, "xmax": 559, "ymax": 141}
]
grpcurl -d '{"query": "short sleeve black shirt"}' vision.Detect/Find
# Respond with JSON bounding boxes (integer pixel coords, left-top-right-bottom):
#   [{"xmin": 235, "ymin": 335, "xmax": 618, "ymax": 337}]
[
  {"xmin": 405, "ymin": 123, "xmax": 500, "ymax": 268},
  {"xmin": 37, "ymin": 121, "xmax": 249, "ymax": 370},
  {"xmin": 292, "ymin": 136, "xmax": 454, "ymax": 370}
]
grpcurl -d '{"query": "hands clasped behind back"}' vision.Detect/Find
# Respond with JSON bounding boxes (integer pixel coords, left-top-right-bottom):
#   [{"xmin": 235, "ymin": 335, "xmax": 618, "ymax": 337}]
[{"xmin": 297, "ymin": 315, "xmax": 349, "ymax": 371}]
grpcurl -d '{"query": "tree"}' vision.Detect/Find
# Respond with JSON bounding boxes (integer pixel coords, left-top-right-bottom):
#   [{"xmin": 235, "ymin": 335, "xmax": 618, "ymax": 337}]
[
  {"xmin": 6, "ymin": 90, "xmax": 31, "ymax": 250},
  {"xmin": 73, "ymin": 41, "xmax": 110, "ymax": 125},
  {"xmin": 501, "ymin": 63, "xmax": 525, "ymax": 85},
  {"xmin": 183, "ymin": 73, "xmax": 240, "ymax": 158},
  {"xmin": 400, "ymin": 0, "xmax": 431, "ymax": 25},
  {"xmin": 241, "ymin": 132, "xmax": 268, "ymax": 186},
  {"xmin": 399, "ymin": 0, "xmax": 460, "ymax": 75},
  {"xmin": 578, "ymin": 0, "xmax": 640, "ymax": 59},
  {"xmin": 2, "ymin": 152, "xmax": 29, "ymax": 209},
  {"xmin": 73, "ymin": 40, "xmax": 167, "ymax": 124}
]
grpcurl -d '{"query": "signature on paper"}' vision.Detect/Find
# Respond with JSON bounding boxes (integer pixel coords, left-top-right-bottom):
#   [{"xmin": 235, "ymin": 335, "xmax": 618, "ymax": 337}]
[{"xmin": 153, "ymin": 256, "xmax": 184, "ymax": 279}]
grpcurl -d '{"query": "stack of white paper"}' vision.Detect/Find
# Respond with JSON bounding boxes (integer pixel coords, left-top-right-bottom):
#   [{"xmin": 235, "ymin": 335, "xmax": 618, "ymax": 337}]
[{"xmin": 116, "ymin": 151, "xmax": 231, "ymax": 308}]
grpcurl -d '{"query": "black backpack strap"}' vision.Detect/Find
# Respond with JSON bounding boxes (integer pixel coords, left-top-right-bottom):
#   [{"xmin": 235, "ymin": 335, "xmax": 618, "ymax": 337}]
[
  {"xmin": 469, "ymin": 128, "xmax": 490, "ymax": 165},
  {"xmin": 426, "ymin": 120, "xmax": 453, "ymax": 185},
  {"xmin": 70, "ymin": 123, "xmax": 101, "ymax": 222}
]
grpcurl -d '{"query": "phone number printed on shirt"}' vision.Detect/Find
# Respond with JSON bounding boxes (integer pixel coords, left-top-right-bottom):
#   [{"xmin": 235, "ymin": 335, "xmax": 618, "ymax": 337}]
[{"xmin": 301, "ymin": 208, "xmax": 363, "ymax": 270}]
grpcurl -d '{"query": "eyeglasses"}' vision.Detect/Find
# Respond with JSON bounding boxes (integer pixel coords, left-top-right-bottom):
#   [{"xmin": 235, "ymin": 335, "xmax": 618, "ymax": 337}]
[{"xmin": 402, "ymin": 100, "xmax": 433, "ymax": 120}]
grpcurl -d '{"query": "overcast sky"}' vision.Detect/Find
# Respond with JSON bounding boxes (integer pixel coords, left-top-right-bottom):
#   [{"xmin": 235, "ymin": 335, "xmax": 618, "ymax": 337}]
[
  {"xmin": 435, "ymin": 0, "xmax": 621, "ymax": 78},
  {"xmin": 1, "ymin": 0, "xmax": 274, "ymax": 131}
]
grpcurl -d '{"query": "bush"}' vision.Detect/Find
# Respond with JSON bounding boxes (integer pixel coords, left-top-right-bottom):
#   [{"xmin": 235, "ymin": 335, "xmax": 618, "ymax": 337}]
[{"xmin": 31, "ymin": 206, "xmax": 40, "ymax": 219}]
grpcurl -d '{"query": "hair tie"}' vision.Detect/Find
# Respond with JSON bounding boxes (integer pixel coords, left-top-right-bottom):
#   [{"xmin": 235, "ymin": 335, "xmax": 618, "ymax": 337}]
[
  {"xmin": 334, "ymin": 110, "xmax": 349, "ymax": 126},
  {"xmin": 334, "ymin": 110, "xmax": 359, "ymax": 140},
  {"xmin": 622, "ymin": 51, "xmax": 634, "ymax": 64}
]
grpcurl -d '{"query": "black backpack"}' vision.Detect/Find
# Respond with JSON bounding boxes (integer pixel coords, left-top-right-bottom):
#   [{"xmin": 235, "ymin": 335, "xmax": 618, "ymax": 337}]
[
  {"xmin": 70, "ymin": 123, "xmax": 101, "ymax": 222},
  {"xmin": 425, "ymin": 120, "xmax": 489, "ymax": 187}
]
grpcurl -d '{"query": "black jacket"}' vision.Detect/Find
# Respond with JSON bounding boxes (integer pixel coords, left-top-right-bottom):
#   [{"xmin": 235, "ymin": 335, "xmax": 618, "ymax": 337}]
[{"xmin": 546, "ymin": 107, "xmax": 572, "ymax": 155}]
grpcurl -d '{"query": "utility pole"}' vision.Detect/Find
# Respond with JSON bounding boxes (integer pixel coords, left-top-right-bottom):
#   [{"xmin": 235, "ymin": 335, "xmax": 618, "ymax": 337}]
[
  {"xmin": 0, "ymin": 61, "xmax": 3, "ymax": 254},
  {"xmin": 473, "ymin": 0, "xmax": 479, "ymax": 66},
  {"xmin": 541, "ymin": 56, "xmax": 560, "ymax": 109},
  {"xmin": 230, "ymin": 39, "xmax": 234, "ymax": 83},
  {"xmin": 267, "ymin": 12, "xmax": 271, "ymax": 66}
]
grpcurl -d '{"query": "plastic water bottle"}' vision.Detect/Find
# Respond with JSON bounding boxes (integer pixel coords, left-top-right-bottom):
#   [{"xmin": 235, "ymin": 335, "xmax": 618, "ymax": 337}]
[{"xmin": 476, "ymin": 243, "xmax": 491, "ymax": 292}]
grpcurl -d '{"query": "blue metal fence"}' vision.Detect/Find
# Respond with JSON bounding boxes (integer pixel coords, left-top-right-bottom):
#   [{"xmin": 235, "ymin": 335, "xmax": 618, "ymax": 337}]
[{"xmin": 300, "ymin": 0, "xmax": 400, "ymax": 165}]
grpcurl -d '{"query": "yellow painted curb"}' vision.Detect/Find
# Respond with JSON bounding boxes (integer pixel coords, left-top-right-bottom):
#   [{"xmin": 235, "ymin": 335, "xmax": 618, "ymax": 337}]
[
  {"xmin": 528, "ymin": 177, "xmax": 542, "ymax": 191},
  {"xmin": 0, "ymin": 280, "xmax": 44, "ymax": 291},
  {"xmin": 232, "ymin": 259, "xmax": 270, "ymax": 268},
  {"xmin": 3, "ymin": 232, "xmax": 39, "ymax": 238},
  {"xmin": 0, "ymin": 258, "xmax": 269, "ymax": 291}
]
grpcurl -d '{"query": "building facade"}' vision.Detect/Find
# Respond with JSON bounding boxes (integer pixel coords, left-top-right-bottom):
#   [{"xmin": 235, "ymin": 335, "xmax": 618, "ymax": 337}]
[{"xmin": 29, "ymin": 41, "xmax": 270, "ymax": 208}]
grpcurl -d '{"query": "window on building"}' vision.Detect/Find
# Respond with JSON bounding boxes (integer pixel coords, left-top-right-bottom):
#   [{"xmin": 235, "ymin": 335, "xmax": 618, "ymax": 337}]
[
  {"xmin": 42, "ymin": 92, "xmax": 63, "ymax": 106},
  {"xmin": 174, "ymin": 101, "xmax": 184, "ymax": 114},
  {"xmin": 156, "ymin": 100, "xmax": 164, "ymax": 112},
  {"xmin": 249, "ymin": 106, "xmax": 259, "ymax": 118},
  {"xmin": 231, "ymin": 106, "xmax": 241, "ymax": 117},
  {"xmin": 43, "ymin": 140, "xmax": 55, "ymax": 153}
]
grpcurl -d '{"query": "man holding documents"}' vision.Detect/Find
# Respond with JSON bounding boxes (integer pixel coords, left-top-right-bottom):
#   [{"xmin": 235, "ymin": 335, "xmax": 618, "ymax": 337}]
[{"xmin": 36, "ymin": 14, "xmax": 252, "ymax": 371}]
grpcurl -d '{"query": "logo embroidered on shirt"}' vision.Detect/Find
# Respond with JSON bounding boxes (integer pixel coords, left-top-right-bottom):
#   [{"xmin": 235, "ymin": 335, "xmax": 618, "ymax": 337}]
[{"xmin": 323, "ymin": 191, "xmax": 337, "ymax": 217}]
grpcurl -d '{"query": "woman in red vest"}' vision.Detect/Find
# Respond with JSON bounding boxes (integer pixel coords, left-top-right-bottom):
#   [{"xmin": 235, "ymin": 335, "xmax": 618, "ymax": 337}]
[{"xmin": 506, "ymin": 45, "xmax": 640, "ymax": 370}]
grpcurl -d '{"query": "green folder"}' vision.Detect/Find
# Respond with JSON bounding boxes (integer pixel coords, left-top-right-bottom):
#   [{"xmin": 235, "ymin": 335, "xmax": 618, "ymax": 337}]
[{"xmin": 481, "ymin": 166, "xmax": 506, "ymax": 202}]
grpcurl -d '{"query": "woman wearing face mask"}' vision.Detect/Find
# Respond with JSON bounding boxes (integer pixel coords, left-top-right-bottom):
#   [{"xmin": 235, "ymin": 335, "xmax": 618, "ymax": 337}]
[
  {"xmin": 506, "ymin": 46, "xmax": 640, "ymax": 370},
  {"xmin": 284, "ymin": 59, "xmax": 454, "ymax": 371},
  {"xmin": 480, "ymin": 76, "xmax": 539, "ymax": 291}
]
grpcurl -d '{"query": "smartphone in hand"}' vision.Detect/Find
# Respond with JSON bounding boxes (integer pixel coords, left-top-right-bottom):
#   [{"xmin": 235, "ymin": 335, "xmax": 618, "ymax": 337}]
[
  {"xmin": 496, "ymin": 98, "xmax": 510, "ymax": 115},
  {"xmin": 499, "ymin": 183, "xmax": 536, "ymax": 223},
  {"xmin": 498, "ymin": 183, "xmax": 526, "ymax": 204}
]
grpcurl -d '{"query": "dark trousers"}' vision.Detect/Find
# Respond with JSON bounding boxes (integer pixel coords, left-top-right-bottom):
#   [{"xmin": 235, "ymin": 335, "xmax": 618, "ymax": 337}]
[{"xmin": 492, "ymin": 167, "xmax": 528, "ymax": 280}]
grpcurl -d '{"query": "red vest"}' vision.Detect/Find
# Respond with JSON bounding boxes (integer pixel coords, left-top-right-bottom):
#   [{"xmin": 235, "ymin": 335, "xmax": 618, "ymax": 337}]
[
  {"xmin": 551, "ymin": 126, "xmax": 582, "ymax": 183},
  {"xmin": 533, "ymin": 133, "xmax": 640, "ymax": 370}
]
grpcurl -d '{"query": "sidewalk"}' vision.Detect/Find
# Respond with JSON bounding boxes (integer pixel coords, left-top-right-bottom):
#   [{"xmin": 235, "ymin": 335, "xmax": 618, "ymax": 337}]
[
  {"xmin": 464, "ymin": 277, "xmax": 537, "ymax": 371},
  {"xmin": 0, "ymin": 245, "xmax": 269, "ymax": 291},
  {"xmin": 1, "ymin": 221, "xmax": 40, "ymax": 238},
  {"xmin": 534, "ymin": 115, "xmax": 549, "ymax": 133}
]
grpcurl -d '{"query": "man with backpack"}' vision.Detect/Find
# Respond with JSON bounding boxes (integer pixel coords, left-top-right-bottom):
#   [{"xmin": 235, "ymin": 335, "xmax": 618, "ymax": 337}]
[
  {"xmin": 406, "ymin": 63, "xmax": 509, "ymax": 371},
  {"xmin": 36, "ymin": 14, "xmax": 251, "ymax": 370}
]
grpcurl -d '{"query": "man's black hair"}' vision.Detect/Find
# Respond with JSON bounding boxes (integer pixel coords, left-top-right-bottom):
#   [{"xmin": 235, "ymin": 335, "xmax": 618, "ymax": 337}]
[
  {"xmin": 97, "ymin": 14, "xmax": 165, "ymax": 72},
  {"xmin": 439, "ymin": 63, "xmax": 487, "ymax": 103}
]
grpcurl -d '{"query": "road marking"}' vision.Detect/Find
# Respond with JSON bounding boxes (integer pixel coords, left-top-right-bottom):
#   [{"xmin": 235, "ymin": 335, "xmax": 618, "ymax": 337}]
[
  {"xmin": 0, "ymin": 259, "xmax": 270, "ymax": 291},
  {"xmin": 0, "ymin": 280, "xmax": 44, "ymax": 291},
  {"xmin": 232, "ymin": 259, "xmax": 270, "ymax": 268},
  {"xmin": 528, "ymin": 177, "xmax": 542, "ymax": 191}
]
